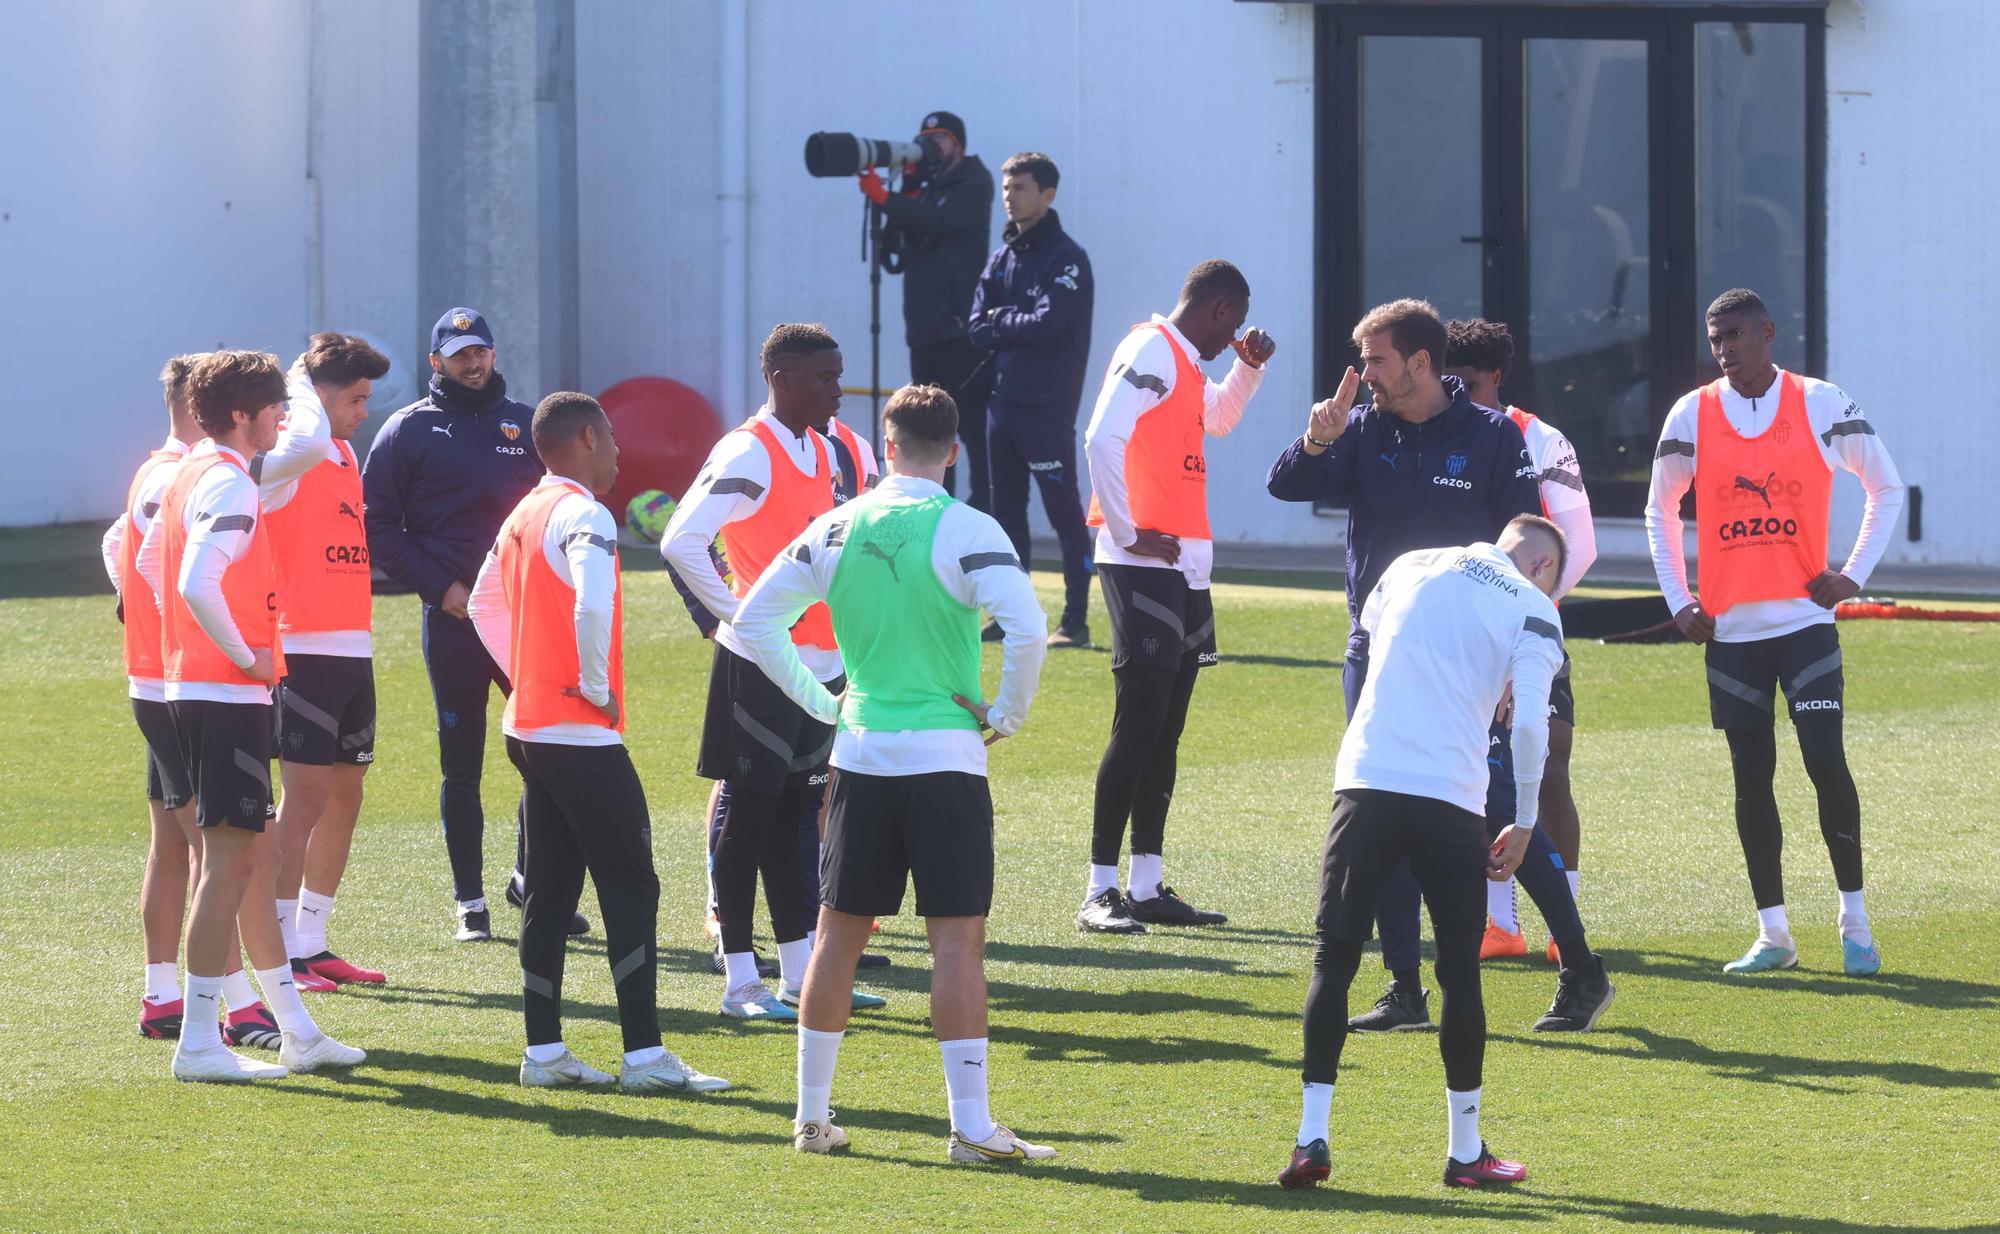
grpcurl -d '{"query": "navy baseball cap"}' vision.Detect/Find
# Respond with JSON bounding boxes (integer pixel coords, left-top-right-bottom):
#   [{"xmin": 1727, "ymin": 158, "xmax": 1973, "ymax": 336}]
[{"xmin": 431, "ymin": 307, "xmax": 494, "ymax": 356}]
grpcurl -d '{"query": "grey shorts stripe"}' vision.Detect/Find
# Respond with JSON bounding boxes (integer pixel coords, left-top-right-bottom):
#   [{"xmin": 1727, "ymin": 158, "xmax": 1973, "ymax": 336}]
[
  {"xmin": 731, "ymin": 703, "xmax": 794, "ymax": 760},
  {"xmin": 1786, "ymin": 649, "xmax": 1843, "ymax": 697},
  {"xmin": 522, "ymin": 968, "xmax": 556, "ymax": 999},
  {"xmin": 1131, "ymin": 590, "xmax": 1184, "ymax": 642},
  {"xmin": 1706, "ymin": 667, "xmax": 1772, "ymax": 710},
  {"xmin": 790, "ymin": 730, "xmax": 834, "ymax": 772},
  {"xmin": 232, "ymin": 748, "xmax": 272, "ymax": 791},
  {"xmin": 609, "ymin": 947, "xmax": 648, "ymax": 985},
  {"xmin": 339, "ymin": 723, "xmax": 376, "ymax": 751},
  {"xmin": 283, "ymin": 687, "xmax": 341, "ymax": 736},
  {"xmin": 1182, "ymin": 614, "xmax": 1215, "ymax": 652}
]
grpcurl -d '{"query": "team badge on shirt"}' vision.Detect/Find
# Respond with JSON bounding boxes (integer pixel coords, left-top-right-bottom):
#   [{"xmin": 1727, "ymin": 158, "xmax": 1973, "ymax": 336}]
[{"xmin": 499, "ymin": 420, "xmax": 521, "ymax": 441}]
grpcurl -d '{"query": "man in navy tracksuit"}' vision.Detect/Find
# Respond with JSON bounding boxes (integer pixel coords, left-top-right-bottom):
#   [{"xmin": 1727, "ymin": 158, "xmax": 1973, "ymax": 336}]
[
  {"xmin": 969, "ymin": 152, "xmax": 1095, "ymax": 646},
  {"xmin": 1269, "ymin": 299, "xmax": 1606, "ymax": 1035},
  {"xmin": 362, "ymin": 308, "xmax": 584, "ymax": 942}
]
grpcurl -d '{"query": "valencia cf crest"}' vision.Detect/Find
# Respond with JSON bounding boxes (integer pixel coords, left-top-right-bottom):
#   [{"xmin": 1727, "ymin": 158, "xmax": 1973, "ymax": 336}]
[
  {"xmin": 453, "ymin": 313, "xmax": 474, "ymax": 330},
  {"xmin": 499, "ymin": 420, "xmax": 521, "ymax": 441}
]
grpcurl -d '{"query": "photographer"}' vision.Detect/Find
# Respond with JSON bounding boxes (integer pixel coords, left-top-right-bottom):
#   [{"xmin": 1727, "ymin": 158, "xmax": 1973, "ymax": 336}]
[
  {"xmin": 968, "ymin": 152, "xmax": 1094, "ymax": 647},
  {"xmin": 859, "ymin": 110, "xmax": 994, "ymax": 510}
]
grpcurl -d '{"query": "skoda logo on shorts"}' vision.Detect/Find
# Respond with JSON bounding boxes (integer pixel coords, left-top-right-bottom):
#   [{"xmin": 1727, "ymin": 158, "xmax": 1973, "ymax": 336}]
[{"xmin": 499, "ymin": 420, "xmax": 521, "ymax": 442}]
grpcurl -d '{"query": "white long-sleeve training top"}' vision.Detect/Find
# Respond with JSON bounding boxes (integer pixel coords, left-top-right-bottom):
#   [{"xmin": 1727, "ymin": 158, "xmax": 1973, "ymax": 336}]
[
  {"xmin": 468, "ymin": 474, "xmax": 622, "ymax": 748},
  {"xmin": 103, "ymin": 435, "xmax": 191, "ymax": 701},
  {"xmin": 660, "ymin": 406, "xmax": 845, "ymax": 682},
  {"xmin": 1083, "ymin": 314, "xmax": 1265, "ymax": 588},
  {"xmin": 1336, "ymin": 544, "xmax": 1566, "ymax": 828},
  {"xmin": 732, "ymin": 474, "xmax": 1048, "ymax": 778},
  {"xmin": 1644, "ymin": 370, "xmax": 1904, "ymax": 643},
  {"xmin": 1504, "ymin": 407, "xmax": 1597, "ymax": 600}
]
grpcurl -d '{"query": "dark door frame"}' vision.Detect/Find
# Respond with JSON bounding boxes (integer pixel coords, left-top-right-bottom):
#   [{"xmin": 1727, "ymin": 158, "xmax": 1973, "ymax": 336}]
[{"xmin": 1314, "ymin": 4, "xmax": 1825, "ymax": 515}]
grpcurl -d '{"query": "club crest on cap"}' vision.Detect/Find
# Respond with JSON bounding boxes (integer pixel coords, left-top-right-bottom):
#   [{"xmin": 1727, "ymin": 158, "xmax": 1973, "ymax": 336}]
[
  {"xmin": 925, "ymin": 114, "xmax": 939, "ymax": 128},
  {"xmin": 499, "ymin": 420, "xmax": 521, "ymax": 441},
  {"xmin": 452, "ymin": 314, "xmax": 473, "ymax": 330}
]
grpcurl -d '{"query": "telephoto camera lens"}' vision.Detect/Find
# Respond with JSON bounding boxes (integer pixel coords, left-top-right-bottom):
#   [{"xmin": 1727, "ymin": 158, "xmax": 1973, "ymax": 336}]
[{"xmin": 805, "ymin": 131, "xmax": 939, "ymax": 177}]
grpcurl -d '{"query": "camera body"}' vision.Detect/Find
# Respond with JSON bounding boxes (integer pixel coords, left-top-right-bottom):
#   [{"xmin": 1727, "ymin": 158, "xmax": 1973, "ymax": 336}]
[{"xmin": 804, "ymin": 131, "xmax": 950, "ymax": 179}]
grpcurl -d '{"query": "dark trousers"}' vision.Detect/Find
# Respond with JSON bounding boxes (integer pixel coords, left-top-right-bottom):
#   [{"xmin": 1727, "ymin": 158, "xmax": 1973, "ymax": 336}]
[
  {"xmin": 911, "ymin": 336, "xmax": 990, "ymax": 512},
  {"xmin": 422, "ymin": 604, "xmax": 523, "ymax": 903},
  {"xmin": 712, "ymin": 777, "xmax": 816, "ymax": 956},
  {"xmin": 1090, "ymin": 663, "xmax": 1200, "ymax": 865},
  {"xmin": 707, "ymin": 780, "xmax": 825, "ymax": 930},
  {"xmin": 988, "ymin": 400, "xmax": 1091, "ymax": 629},
  {"xmin": 507, "ymin": 738, "xmax": 660, "ymax": 1053},
  {"xmin": 1305, "ymin": 789, "xmax": 1487, "ymax": 1091},
  {"xmin": 1344, "ymin": 634, "xmax": 1587, "ymax": 974}
]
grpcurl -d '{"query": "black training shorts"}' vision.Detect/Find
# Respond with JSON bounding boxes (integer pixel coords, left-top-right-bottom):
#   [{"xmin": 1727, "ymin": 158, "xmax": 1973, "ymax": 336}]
[
  {"xmin": 170, "ymin": 698, "xmax": 275, "ymax": 831},
  {"xmin": 696, "ymin": 643, "xmax": 839, "ymax": 793},
  {"xmin": 820, "ymin": 769, "xmax": 994, "ymax": 919},
  {"xmin": 279, "ymin": 654, "xmax": 376, "ymax": 766},
  {"xmin": 1316, "ymin": 788, "xmax": 1487, "ymax": 945},
  {"xmin": 1098, "ymin": 562, "xmax": 1218, "ymax": 672},
  {"xmin": 132, "ymin": 697, "xmax": 193, "ymax": 808},
  {"xmin": 1548, "ymin": 652, "xmax": 1576, "ymax": 727},
  {"xmin": 1704, "ymin": 622, "xmax": 1844, "ymax": 730}
]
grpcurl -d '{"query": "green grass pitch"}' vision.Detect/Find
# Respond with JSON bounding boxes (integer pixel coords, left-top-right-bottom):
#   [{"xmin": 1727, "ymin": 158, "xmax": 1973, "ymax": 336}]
[{"xmin": 1, "ymin": 524, "xmax": 1995, "ymax": 1232}]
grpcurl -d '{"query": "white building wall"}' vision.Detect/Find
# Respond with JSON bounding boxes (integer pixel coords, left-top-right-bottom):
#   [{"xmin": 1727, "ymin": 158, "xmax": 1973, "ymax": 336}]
[{"xmin": 1823, "ymin": 0, "xmax": 1996, "ymax": 567}]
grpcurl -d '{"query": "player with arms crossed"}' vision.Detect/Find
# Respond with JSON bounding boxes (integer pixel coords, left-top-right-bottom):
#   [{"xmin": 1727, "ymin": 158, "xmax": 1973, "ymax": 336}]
[
  {"xmin": 1646, "ymin": 288, "xmax": 1904, "ymax": 976},
  {"xmin": 735, "ymin": 384, "xmax": 1053, "ymax": 1163},
  {"xmin": 1443, "ymin": 318, "xmax": 1598, "ymax": 961},
  {"xmin": 1279, "ymin": 517, "xmax": 1569, "ymax": 1190}
]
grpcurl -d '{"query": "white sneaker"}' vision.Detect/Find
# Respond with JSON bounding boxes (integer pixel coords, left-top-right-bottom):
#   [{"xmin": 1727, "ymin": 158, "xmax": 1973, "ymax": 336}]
[
  {"xmin": 795, "ymin": 1117, "xmax": 849, "ymax": 1154},
  {"xmin": 520, "ymin": 1049, "xmax": 615, "ymax": 1088},
  {"xmin": 172, "ymin": 1042, "xmax": 289, "ymax": 1083},
  {"xmin": 720, "ymin": 982, "xmax": 797, "ymax": 1021},
  {"xmin": 948, "ymin": 1124, "xmax": 1057, "ymax": 1163},
  {"xmin": 621, "ymin": 1050, "xmax": 732, "ymax": 1094},
  {"xmin": 280, "ymin": 1030, "xmax": 367, "ymax": 1073}
]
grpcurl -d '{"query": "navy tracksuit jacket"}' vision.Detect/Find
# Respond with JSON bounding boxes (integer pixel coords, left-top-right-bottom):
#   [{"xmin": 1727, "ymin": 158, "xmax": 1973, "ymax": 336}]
[{"xmin": 363, "ymin": 371, "xmax": 541, "ymax": 903}]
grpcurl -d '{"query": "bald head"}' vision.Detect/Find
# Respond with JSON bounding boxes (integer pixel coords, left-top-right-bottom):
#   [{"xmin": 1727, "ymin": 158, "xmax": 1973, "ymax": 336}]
[{"xmin": 1498, "ymin": 514, "xmax": 1566, "ymax": 598}]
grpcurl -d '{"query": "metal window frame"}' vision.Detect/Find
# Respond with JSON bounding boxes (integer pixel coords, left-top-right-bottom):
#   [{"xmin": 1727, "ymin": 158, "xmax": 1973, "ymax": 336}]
[{"xmin": 1313, "ymin": 3, "xmax": 1826, "ymax": 516}]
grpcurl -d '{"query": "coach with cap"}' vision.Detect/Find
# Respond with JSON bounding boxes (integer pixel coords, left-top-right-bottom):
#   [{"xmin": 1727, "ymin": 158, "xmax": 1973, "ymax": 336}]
[{"xmin": 362, "ymin": 307, "xmax": 583, "ymax": 943}]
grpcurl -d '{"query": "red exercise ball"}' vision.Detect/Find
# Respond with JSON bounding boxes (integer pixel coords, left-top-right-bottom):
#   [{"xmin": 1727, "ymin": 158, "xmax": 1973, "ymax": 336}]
[{"xmin": 598, "ymin": 376, "xmax": 726, "ymax": 517}]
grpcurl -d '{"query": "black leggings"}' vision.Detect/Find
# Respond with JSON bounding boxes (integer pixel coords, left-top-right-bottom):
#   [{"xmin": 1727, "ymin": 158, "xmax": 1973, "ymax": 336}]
[
  {"xmin": 1302, "ymin": 925, "xmax": 1485, "ymax": 1092},
  {"xmin": 508, "ymin": 738, "xmax": 660, "ymax": 1053},
  {"xmin": 1091, "ymin": 663, "xmax": 1200, "ymax": 866},
  {"xmin": 712, "ymin": 777, "xmax": 814, "ymax": 955},
  {"xmin": 1725, "ymin": 716, "xmax": 1862, "ymax": 909}
]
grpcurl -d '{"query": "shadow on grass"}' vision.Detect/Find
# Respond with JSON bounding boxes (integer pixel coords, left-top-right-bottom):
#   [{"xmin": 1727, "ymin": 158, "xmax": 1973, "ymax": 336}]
[
  {"xmin": 345, "ymin": 984, "xmax": 738, "ymax": 1042},
  {"xmin": 1220, "ymin": 654, "xmax": 1342, "ymax": 670},
  {"xmin": 1601, "ymin": 948, "xmax": 2000, "ymax": 1012},
  {"xmin": 1496, "ymin": 1023, "xmax": 1999, "ymax": 1093},
  {"xmin": 840, "ymin": 1010, "xmax": 1294, "ymax": 1072},
  {"xmin": 889, "ymin": 1158, "xmax": 1986, "ymax": 1232},
  {"xmin": 983, "ymin": 938, "xmax": 1288, "ymax": 978}
]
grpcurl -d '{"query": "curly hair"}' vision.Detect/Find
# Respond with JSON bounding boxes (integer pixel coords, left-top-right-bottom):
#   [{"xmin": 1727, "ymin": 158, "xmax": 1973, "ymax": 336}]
[{"xmin": 1445, "ymin": 319, "xmax": 1515, "ymax": 378}]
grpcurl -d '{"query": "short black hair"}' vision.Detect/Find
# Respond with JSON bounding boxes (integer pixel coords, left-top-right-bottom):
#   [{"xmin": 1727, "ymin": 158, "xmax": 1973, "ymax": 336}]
[
  {"xmin": 1180, "ymin": 259, "xmax": 1250, "ymax": 310},
  {"xmin": 882, "ymin": 384, "xmax": 958, "ymax": 464},
  {"xmin": 1445, "ymin": 319, "xmax": 1515, "ymax": 378},
  {"xmin": 531, "ymin": 391, "xmax": 607, "ymax": 449},
  {"xmin": 761, "ymin": 322, "xmax": 840, "ymax": 372},
  {"xmin": 1001, "ymin": 151, "xmax": 1059, "ymax": 191},
  {"xmin": 1507, "ymin": 513, "xmax": 1568, "ymax": 590},
  {"xmin": 1707, "ymin": 288, "xmax": 1768, "ymax": 321},
  {"xmin": 303, "ymin": 332, "xmax": 390, "ymax": 388}
]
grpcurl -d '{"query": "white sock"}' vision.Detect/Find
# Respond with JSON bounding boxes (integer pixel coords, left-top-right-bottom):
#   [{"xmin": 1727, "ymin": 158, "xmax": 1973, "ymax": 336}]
[
  {"xmin": 1838, "ymin": 890, "xmax": 1872, "ymax": 943},
  {"xmin": 221, "ymin": 968, "xmax": 260, "ymax": 1012},
  {"xmin": 458, "ymin": 896, "xmax": 488, "ymax": 914},
  {"xmin": 778, "ymin": 937, "xmax": 813, "ymax": 992},
  {"xmin": 1757, "ymin": 905, "xmax": 1792, "ymax": 944},
  {"xmin": 1447, "ymin": 1087, "xmax": 1483, "ymax": 1164},
  {"xmin": 807, "ymin": 929, "xmax": 817, "ymax": 952},
  {"xmin": 1487, "ymin": 879, "xmax": 1518, "ymax": 933},
  {"xmin": 796, "ymin": 1026, "xmax": 845, "ymax": 1126},
  {"xmin": 1298, "ymin": 1081, "xmax": 1333, "ymax": 1146},
  {"xmin": 145, "ymin": 962, "xmax": 181, "ymax": 1005},
  {"xmin": 723, "ymin": 951, "xmax": 761, "ymax": 993},
  {"xmin": 275, "ymin": 898, "xmax": 301, "ymax": 958},
  {"xmin": 253, "ymin": 964, "xmax": 321, "ymax": 1039},
  {"xmin": 939, "ymin": 1037, "xmax": 995, "ymax": 1141},
  {"xmin": 1566, "ymin": 869, "xmax": 1580, "ymax": 904},
  {"xmin": 624, "ymin": 1044, "xmax": 665, "ymax": 1067},
  {"xmin": 525, "ymin": 1041, "xmax": 568, "ymax": 1064},
  {"xmin": 1085, "ymin": 863, "xmax": 1119, "ymax": 901},
  {"xmin": 1128, "ymin": 853, "xmax": 1163, "ymax": 901},
  {"xmin": 296, "ymin": 889, "xmax": 334, "ymax": 955},
  {"xmin": 182, "ymin": 974, "xmax": 225, "ymax": 1051}
]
